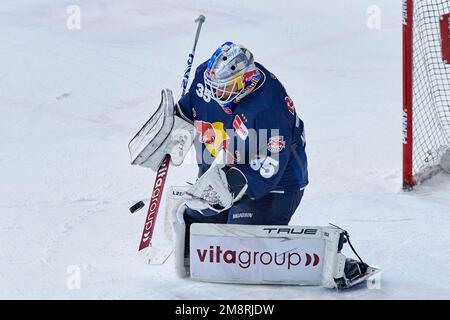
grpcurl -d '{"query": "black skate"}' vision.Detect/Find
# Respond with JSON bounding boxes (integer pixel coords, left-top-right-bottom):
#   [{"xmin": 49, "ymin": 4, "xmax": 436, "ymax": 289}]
[
  {"xmin": 331, "ymin": 224, "xmax": 381, "ymax": 289},
  {"xmin": 335, "ymin": 258, "xmax": 380, "ymax": 289}
]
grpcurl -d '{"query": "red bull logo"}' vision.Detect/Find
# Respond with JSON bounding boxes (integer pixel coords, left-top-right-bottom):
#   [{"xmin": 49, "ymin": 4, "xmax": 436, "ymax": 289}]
[
  {"xmin": 267, "ymin": 136, "xmax": 285, "ymax": 153},
  {"xmin": 194, "ymin": 120, "xmax": 230, "ymax": 157}
]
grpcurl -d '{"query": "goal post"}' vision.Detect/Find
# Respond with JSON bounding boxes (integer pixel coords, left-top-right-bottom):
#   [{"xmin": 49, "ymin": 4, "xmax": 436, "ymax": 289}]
[
  {"xmin": 403, "ymin": 0, "xmax": 414, "ymax": 189},
  {"xmin": 402, "ymin": 0, "xmax": 450, "ymax": 189}
]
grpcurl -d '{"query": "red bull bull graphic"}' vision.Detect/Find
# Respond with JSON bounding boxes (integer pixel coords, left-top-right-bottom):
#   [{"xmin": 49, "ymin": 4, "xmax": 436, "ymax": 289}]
[
  {"xmin": 194, "ymin": 120, "xmax": 230, "ymax": 157},
  {"xmin": 193, "ymin": 120, "xmax": 280, "ymax": 168},
  {"xmin": 267, "ymin": 136, "xmax": 285, "ymax": 153}
]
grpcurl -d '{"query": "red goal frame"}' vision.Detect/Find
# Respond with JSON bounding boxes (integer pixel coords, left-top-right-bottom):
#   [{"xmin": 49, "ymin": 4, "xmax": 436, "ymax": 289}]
[
  {"xmin": 403, "ymin": 0, "xmax": 415, "ymax": 190},
  {"xmin": 403, "ymin": 1, "xmax": 450, "ymax": 190}
]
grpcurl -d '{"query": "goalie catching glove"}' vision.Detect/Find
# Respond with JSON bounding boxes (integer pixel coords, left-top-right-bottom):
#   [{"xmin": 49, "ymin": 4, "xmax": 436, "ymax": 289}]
[{"xmin": 183, "ymin": 149, "xmax": 248, "ymax": 214}]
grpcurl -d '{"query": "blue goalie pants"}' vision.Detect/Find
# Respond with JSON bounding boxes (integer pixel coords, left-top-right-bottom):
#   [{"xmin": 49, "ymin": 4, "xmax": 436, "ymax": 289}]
[{"xmin": 184, "ymin": 189, "xmax": 304, "ymax": 225}]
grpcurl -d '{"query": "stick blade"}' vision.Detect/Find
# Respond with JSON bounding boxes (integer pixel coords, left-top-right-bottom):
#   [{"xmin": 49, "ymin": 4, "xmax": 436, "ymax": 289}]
[{"xmin": 144, "ymin": 246, "xmax": 174, "ymax": 265}]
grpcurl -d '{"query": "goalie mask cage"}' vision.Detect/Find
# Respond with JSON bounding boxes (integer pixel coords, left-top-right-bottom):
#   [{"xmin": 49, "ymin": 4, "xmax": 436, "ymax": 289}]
[{"xmin": 403, "ymin": 0, "xmax": 450, "ymax": 189}]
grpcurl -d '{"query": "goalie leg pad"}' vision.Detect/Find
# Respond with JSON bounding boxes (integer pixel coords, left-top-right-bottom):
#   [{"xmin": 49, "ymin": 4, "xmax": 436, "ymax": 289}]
[
  {"xmin": 186, "ymin": 223, "xmax": 379, "ymax": 289},
  {"xmin": 175, "ymin": 206, "xmax": 229, "ymax": 278},
  {"xmin": 173, "ymin": 205, "xmax": 189, "ymax": 278}
]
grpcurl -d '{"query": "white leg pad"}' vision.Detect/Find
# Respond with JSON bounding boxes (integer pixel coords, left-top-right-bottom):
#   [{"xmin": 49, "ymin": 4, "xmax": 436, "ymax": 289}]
[
  {"xmin": 173, "ymin": 205, "xmax": 189, "ymax": 278},
  {"xmin": 165, "ymin": 186, "xmax": 191, "ymax": 278}
]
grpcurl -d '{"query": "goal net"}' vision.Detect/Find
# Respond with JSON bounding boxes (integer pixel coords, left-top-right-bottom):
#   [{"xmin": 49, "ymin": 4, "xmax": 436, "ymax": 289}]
[{"xmin": 403, "ymin": 0, "xmax": 450, "ymax": 188}]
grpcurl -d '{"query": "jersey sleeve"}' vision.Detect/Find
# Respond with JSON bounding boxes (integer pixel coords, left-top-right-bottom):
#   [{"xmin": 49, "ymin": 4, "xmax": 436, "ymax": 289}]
[
  {"xmin": 233, "ymin": 106, "xmax": 294, "ymax": 200},
  {"xmin": 175, "ymin": 91, "xmax": 194, "ymax": 123},
  {"xmin": 175, "ymin": 63, "xmax": 207, "ymax": 123}
]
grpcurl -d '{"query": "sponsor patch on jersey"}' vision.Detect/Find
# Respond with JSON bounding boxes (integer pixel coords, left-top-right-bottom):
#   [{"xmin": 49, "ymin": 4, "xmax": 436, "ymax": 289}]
[
  {"xmin": 285, "ymin": 96, "xmax": 295, "ymax": 115},
  {"xmin": 267, "ymin": 136, "xmax": 286, "ymax": 153},
  {"xmin": 233, "ymin": 115, "xmax": 248, "ymax": 141}
]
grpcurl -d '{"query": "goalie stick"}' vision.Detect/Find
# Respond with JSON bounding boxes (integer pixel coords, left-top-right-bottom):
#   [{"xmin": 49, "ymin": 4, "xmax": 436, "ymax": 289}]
[
  {"xmin": 136, "ymin": 15, "xmax": 206, "ymax": 261},
  {"xmin": 138, "ymin": 155, "xmax": 170, "ymax": 251}
]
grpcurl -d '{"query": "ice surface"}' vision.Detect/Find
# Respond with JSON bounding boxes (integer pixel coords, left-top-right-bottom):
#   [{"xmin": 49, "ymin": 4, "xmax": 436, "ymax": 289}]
[{"xmin": 0, "ymin": 0, "xmax": 449, "ymax": 299}]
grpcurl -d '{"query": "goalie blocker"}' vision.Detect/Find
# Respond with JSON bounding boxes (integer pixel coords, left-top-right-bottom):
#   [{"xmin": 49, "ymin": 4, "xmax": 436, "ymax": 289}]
[
  {"xmin": 128, "ymin": 88, "xmax": 194, "ymax": 172},
  {"xmin": 167, "ymin": 186, "xmax": 379, "ymax": 290}
]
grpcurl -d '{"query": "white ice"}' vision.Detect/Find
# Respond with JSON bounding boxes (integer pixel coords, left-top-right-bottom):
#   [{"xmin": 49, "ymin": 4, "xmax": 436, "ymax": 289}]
[{"xmin": 1, "ymin": 0, "xmax": 449, "ymax": 299}]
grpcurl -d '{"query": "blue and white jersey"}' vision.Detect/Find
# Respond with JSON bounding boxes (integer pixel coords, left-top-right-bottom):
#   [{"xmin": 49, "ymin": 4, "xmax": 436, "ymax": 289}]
[{"xmin": 176, "ymin": 61, "xmax": 308, "ymax": 200}]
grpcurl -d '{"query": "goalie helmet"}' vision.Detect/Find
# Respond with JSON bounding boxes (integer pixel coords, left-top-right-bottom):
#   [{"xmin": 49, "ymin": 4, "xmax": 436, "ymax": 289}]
[{"xmin": 204, "ymin": 42, "xmax": 261, "ymax": 108}]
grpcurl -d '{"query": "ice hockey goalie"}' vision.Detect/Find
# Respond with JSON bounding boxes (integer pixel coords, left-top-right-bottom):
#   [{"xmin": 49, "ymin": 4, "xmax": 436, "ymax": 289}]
[{"xmin": 131, "ymin": 42, "xmax": 379, "ymax": 289}]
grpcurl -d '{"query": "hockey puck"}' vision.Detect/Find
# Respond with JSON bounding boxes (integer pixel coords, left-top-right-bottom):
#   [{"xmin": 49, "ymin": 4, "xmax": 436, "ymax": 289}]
[{"xmin": 129, "ymin": 201, "xmax": 145, "ymax": 214}]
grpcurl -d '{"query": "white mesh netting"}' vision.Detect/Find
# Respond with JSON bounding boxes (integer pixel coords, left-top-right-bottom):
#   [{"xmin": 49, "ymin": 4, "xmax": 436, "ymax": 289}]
[{"xmin": 412, "ymin": 0, "xmax": 450, "ymax": 182}]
